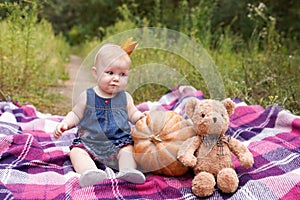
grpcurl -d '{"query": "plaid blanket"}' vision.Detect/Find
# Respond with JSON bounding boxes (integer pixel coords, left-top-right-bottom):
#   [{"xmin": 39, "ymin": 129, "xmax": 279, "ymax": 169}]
[{"xmin": 0, "ymin": 85, "xmax": 299, "ymax": 200}]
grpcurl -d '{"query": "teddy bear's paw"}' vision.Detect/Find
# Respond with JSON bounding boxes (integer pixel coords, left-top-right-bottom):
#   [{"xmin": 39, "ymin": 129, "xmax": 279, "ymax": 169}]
[
  {"xmin": 217, "ymin": 168, "xmax": 238, "ymax": 193},
  {"xmin": 192, "ymin": 172, "xmax": 215, "ymax": 197},
  {"xmin": 177, "ymin": 154, "xmax": 197, "ymax": 168},
  {"xmin": 240, "ymin": 154, "xmax": 254, "ymax": 168}
]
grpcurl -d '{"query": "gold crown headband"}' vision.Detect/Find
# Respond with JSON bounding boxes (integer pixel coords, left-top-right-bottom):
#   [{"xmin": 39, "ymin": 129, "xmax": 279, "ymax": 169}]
[
  {"xmin": 94, "ymin": 38, "xmax": 138, "ymax": 65},
  {"xmin": 120, "ymin": 37, "xmax": 138, "ymax": 56}
]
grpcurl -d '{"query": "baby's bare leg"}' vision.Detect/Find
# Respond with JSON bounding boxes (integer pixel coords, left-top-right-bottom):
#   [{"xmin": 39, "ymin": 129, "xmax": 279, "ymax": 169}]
[
  {"xmin": 69, "ymin": 147, "xmax": 97, "ymax": 174},
  {"xmin": 118, "ymin": 145, "xmax": 137, "ymax": 170},
  {"xmin": 70, "ymin": 147, "xmax": 107, "ymax": 187},
  {"xmin": 116, "ymin": 145, "xmax": 145, "ymax": 184}
]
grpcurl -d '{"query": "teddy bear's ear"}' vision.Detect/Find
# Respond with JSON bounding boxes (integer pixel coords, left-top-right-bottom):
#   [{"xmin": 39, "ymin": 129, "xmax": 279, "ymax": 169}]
[
  {"xmin": 222, "ymin": 98, "xmax": 235, "ymax": 116},
  {"xmin": 185, "ymin": 98, "xmax": 198, "ymax": 119}
]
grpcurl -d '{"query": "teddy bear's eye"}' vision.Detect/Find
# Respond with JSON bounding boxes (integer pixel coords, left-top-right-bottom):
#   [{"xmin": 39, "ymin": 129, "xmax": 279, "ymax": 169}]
[{"xmin": 201, "ymin": 113, "xmax": 205, "ymax": 118}]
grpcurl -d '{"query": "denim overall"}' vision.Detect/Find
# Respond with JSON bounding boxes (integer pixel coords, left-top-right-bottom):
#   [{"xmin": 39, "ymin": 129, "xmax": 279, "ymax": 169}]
[{"xmin": 74, "ymin": 88, "xmax": 133, "ymax": 169}]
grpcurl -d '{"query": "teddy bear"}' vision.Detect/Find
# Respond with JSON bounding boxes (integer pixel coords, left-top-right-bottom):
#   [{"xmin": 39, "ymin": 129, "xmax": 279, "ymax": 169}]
[{"xmin": 177, "ymin": 98, "xmax": 254, "ymax": 197}]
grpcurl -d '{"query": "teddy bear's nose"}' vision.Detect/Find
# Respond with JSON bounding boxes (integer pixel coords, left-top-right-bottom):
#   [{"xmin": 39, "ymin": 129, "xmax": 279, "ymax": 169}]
[{"xmin": 213, "ymin": 117, "xmax": 217, "ymax": 123}]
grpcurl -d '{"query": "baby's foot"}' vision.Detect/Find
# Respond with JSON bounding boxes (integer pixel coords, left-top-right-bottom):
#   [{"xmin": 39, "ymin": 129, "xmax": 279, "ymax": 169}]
[
  {"xmin": 116, "ymin": 168, "xmax": 145, "ymax": 184},
  {"xmin": 79, "ymin": 169, "xmax": 107, "ymax": 187}
]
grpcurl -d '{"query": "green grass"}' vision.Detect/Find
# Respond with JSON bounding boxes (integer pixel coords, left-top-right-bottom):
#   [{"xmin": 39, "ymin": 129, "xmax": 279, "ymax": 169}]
[{"xmin": 213, "ymin": 49, "xmax": 299, "ymax": 115}]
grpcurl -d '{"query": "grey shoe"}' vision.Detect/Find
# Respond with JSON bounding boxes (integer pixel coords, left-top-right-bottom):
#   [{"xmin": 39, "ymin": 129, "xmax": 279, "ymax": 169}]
[
  {"xmin": 116, "ymin": 168, "xmax": 146, "ymax": 184},
  {"xmin": 79, "ymin": 169, "xmax": 107, "ymax": 187}
]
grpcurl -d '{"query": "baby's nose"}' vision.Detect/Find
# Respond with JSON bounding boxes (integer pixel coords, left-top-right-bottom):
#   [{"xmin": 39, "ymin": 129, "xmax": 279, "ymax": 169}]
[{"xmin": 112, "ymin": 74, "xmax": 120, "ymax": 80}]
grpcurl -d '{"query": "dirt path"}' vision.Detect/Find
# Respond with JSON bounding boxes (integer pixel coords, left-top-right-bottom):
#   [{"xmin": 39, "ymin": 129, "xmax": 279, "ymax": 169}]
[
  {"xmin": 61, "ymin": 55, "xmax": 83, "ymax": 104},
  {"xmin": 47, "ymin": 55, "xmax": 82, "ymax": 115}
]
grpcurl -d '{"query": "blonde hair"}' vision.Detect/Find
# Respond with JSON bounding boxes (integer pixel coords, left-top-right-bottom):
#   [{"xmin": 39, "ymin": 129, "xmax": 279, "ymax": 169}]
[{"xmin": 94, "ymin": 44, "xmax": 131, "ymax": 70}]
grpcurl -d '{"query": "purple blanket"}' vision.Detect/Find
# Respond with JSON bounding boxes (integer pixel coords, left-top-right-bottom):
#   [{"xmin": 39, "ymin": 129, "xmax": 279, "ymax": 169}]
[{"xmin": 0, "ymin": 85, "xmax": 299, "ymax": 200}]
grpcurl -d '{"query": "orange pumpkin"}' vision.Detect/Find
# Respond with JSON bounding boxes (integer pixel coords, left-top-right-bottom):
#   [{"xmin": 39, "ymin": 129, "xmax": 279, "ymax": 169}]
[{"xmin": 132, "ymin": 110, "xmax": 196, "ymax": 176}]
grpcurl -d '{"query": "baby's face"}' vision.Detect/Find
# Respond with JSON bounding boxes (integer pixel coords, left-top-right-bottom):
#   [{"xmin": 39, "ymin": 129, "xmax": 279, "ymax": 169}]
[{"xmin": 95, "ymin": 55, "xmax": 130, "ymax": 97}]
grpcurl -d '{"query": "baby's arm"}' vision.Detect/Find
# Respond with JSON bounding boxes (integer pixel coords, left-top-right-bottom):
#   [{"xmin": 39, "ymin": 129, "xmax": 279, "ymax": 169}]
[
  {"xmin": 54, "ymin": 91, "xmax": 87, "ymax": 139},
  {"xmin": 125, "ymin": 92, "xmax": 145, "ymax": 124}
]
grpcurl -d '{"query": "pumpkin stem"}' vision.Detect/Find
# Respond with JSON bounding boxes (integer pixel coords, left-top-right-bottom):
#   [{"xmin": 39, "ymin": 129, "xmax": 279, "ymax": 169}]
[{"xmin": 150, "ymin": 135, "xmax": 162, "ymax": 144}]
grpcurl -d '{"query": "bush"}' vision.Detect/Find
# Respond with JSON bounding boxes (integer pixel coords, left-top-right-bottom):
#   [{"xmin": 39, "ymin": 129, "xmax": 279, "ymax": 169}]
[{"xmin": 0, "ymin": 1, "xmax": 70, "ymax": 108}]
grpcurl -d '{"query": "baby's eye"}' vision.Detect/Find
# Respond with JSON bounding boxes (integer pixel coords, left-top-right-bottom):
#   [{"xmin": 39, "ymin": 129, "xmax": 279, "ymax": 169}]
[
  {"xmin": 120, "ymin": 73, "xmax": 127, "ymax": 77},
  {"xmin": 105, "ymin": 71, "xmax": 114, "ymax": 75}
]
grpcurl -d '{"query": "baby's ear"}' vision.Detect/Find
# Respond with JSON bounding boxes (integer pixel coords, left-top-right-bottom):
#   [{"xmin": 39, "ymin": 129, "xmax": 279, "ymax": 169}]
[
  {"xmin": 185, "ymin": 98, "xmax": 198, "ymax": 119},
  {"xmin": 92, "ymin": 66, "xmax": 98, "ymax": 79},
  {"xmin": 222, "ymin": 98, "xmax": 235, "ymax": 116}
]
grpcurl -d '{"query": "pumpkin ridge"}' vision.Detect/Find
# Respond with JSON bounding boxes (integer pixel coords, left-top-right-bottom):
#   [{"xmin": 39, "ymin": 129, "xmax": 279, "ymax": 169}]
[
  {"xmin": 133, "ymin": 117, "xmax": 152, "ymax": 138},
  {"xmin": 157, "ymin": 143, "xmax": 177, "ymax": 163},
  {"xmin": 154, "ymin": 143, "xmax": 183, "ymax": 174},
  {"xmin": 161, "ymin": 164, "xmax": 173, "ymax": 175},
  {"xmin": 140, "ymin": 147, "xmax": 161, "ymax": 172},
  {"xmin": 133, "ymin": 141, "xmax": 152, "ymax": 154},
  {"xmin": 132, "ymin": 130, "xmax": 150, "ymax": 140},
  {"xmin": 148, "ymin": 111, "xmax": 164, "ymax": 134},
  {"xmin": 159, "ymin": 121, "xmax": 183, "ymax": 139},
  {"xmin": 162, "ymin": 126, "xmax": 195, "ymax": 141},
  {"xmin": 149, "ymin": 111, "xmax": 175, "ymax": 135},
  {"xmin": 162, "ymin": 111, "xmax": 181, "ymax": 129},
  {"xmin": 159, "ymin": 112, "xmax": 185, "ymax": 138}
]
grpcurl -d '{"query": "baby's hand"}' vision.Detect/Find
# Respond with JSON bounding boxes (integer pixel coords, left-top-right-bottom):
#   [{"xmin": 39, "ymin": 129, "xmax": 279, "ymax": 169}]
[
  {"xmin": 136, "ymin": 112, "xmax": 148, "ymax": 123},
  {"xmin": 54, "ymin": 122, "xmax": 68, "ymax": 139}
]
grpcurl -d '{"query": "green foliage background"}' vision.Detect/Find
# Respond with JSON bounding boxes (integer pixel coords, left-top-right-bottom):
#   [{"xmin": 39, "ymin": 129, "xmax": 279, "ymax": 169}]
[
  {"xmin": 0, "ymin": 1, "xmax": 70, "ymax": 111},
  {"xmin": 0, "ymin": 0, "xmax": 299, "ymax": 115}
]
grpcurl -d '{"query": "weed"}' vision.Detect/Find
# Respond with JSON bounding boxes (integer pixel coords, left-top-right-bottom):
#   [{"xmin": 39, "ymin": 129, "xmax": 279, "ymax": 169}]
[{"xmin": 0, "ymin": 1, "xmax": 70, "ymax": 110}]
